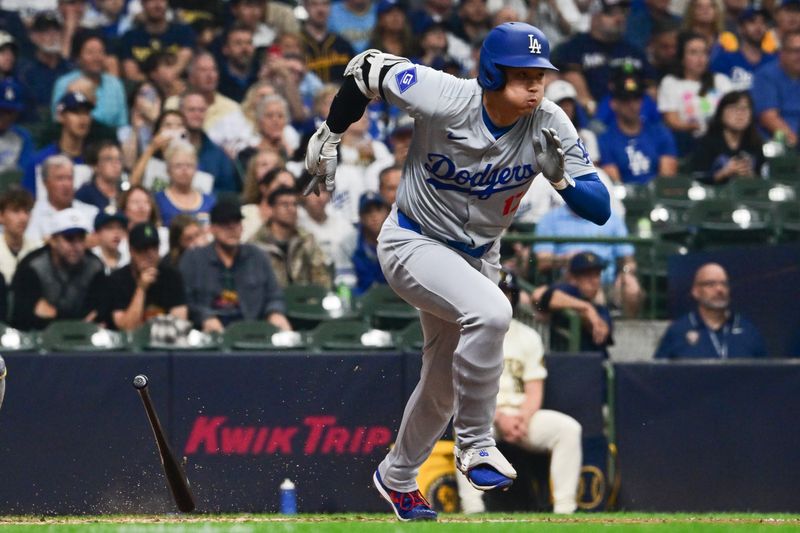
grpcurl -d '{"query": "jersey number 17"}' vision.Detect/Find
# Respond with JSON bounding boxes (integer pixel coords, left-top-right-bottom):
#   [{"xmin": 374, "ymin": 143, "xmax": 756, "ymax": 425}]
[{"xmin": 502, "ymin": 191, "xmax": 526, "ymax": 216}]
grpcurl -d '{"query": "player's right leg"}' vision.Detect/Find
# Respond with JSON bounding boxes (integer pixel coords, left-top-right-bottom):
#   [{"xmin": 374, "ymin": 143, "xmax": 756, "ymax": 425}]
[{"xmin": 373, "ymin": 311, "xmax": 459, "ymax": 521}]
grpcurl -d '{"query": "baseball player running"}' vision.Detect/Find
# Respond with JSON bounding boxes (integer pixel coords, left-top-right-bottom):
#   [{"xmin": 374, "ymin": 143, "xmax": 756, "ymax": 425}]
[{"xmin": 304, "ymin": 22, "xmax": 611, "ymax": 521}]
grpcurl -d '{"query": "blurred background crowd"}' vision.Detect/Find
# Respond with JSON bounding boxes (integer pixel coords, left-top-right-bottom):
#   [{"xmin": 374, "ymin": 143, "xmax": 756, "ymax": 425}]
[{"xmin": 0, "ymin": 0, "xmax": 797, "ymax": 353}]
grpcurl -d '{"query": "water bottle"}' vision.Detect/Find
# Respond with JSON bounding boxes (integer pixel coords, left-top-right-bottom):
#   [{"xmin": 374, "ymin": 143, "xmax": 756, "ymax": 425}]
[
  {"xmin": 336, "ymin": 282, "xmax": 352, "ymax": 312},
  {"xmin": 334, "ymin": 273, "xmax": 357, "ymax": 312},
  {"xmin": 280, "ymin": 478, "xmax": 297, "ymax": 515}
]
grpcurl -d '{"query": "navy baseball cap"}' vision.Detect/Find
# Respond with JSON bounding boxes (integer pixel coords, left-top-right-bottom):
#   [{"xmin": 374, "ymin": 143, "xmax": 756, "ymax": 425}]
[
  {"xmin": 57, "ymin": 91, "xmax": 94, "ymax": 113},
  {"xmin": 31, "ymin": 11, "xmax": 63, "ymax": 32},
  {"xmin": 610, "ymin": 73, "xmax": 644, "ymax": 100},
  {"xmin": 377, "ymin": 0, "xmax": 402, "ymax": 16},
  {"xmin": 129, "ymin": 222, "xmax": 160, "ymax": 250},
  {"xmin": 210, "ymin": 199, "xmax": 244, "ymax": 225},
  {"xmin": 358, "ymin": 191, "xmax": 389, "ymax": 215},
  {"xmin": 780, "ymin": 0, "xmax": 800, "ymax": 9},
  {"xmin": 569, "ymin": 252, "xmax": 608, "ymax": 274},
  {"xmin": 94, "ymin": 210, "xmax": 128, "ymax": 231},
  {"xmin": 738, "ymin": 6, "xmax": 768, "ymax": 21},
  {"xmin": 0, "ymin": 79, "xmax": 25, "ymax": 113}
]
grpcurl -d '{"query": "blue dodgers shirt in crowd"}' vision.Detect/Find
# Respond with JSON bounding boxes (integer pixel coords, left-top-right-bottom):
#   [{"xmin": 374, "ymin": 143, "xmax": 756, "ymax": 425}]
[
  {"xmin": 654, "ymin": 311, "xmax": 767, "ymax": 359},
  {"xmin": 598, "ymin": 119, "xmax": 677, "ymax": 184},
  {"xmin": 552, "ymin": 32, "xmax": 655, "ymax": 102},
  {"xmin": 709, "ymin": 47, "xmax": 776, "ymax": 90},
  {"xmin": 752, "ymin": 59, "xmax": 800, "ymax": 136}
]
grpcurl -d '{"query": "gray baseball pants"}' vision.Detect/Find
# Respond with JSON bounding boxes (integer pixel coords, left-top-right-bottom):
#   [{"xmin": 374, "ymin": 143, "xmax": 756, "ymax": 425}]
[{"xmin": 376, "ymin": 209, "xmax": 512, "ymax": 492}]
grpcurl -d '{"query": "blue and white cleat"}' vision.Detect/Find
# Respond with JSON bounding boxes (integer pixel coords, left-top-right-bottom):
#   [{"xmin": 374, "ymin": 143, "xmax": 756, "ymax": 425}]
[
  {"xmin": 455, "ymin": 446, "xmax": 517, "ymax": 491},
  {"xmin": 373, "ymin": 469, "xmax": 438, "ymax": 521}
]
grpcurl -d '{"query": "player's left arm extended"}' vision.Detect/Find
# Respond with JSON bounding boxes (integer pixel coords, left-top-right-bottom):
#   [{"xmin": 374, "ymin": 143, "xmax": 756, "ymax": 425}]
[
  {"xmin": 534, "ymin": 128, "xmax": 610, "ymax": 226},
  {"xmin": 303, "ymin": 50, "xmax": 408, "ymax": 195}
]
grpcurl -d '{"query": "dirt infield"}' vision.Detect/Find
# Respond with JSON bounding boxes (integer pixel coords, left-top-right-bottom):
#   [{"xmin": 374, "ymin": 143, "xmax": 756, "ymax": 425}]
[{"xmin": 1, "ymin": 514, "xmax": 799, "ymax": 526}]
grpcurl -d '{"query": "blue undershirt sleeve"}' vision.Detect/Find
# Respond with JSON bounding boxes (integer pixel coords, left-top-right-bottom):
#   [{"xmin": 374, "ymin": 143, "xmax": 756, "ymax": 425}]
[{"xmin": 557, "ymin": 172, "xmax": 611, "ymax": 226}]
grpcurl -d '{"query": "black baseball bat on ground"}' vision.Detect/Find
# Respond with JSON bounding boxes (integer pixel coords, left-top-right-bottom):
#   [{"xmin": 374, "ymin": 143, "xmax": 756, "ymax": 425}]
[{"xmin": 133, "ymin": 374, "xmax": 196, "ymax": 513}]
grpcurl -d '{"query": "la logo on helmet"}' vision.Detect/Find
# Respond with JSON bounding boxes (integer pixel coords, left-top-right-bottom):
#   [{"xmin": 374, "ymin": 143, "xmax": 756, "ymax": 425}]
[{"xmin": 528, "ymin": 35, "xmax": 541, "ymax": 54}]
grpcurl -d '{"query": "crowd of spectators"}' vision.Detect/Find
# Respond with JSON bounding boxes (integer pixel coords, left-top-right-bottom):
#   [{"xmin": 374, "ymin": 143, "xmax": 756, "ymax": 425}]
[{"xmin": 0, "ymin": 0, "xmax": 796, "ymax": 345}]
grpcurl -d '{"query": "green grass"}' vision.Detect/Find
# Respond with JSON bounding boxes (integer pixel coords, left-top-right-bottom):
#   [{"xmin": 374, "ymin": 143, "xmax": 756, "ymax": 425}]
[{"xmin": 1, "ymin": 514, "xmax": 799, "ymax": 532}]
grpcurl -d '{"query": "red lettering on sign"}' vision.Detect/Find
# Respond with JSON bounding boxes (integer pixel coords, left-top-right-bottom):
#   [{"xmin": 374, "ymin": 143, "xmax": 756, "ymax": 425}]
[
  {"xmin": 251, "ymin": 428, "xmax": 269, "ymax": 454},
  {"xmin": 184, "ymin": 416, "xmax": 227, "ymax": 454},
  {"xmin": 303, "ymin": 416, "xmax": 336, "ymax": 454},
  {"xmin": 321, "ymin": 427, "xmax": 350, "ymax": 454},
  {"xmin": 349, "ymin": 427, "xmax": 366, "ymax": 454},
  {"xmin": 221, "ymin": 427, "xmax": 256, "ymax": 455},
  {"xmin": 266, "ymin": 427, "xmax": 298, "ymax": 454},
  {"xmin": 183, "ymin": 415, "xmax": 394, "ymax": 456},
  {"xmin": 363, "ymin": 427, "xmax": 392, "ymax": 454}
]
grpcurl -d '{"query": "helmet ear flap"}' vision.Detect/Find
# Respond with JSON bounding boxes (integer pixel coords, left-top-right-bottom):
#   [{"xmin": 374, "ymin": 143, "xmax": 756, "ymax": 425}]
[{"xmin": 479, "ymin": 57, "xmax": 505, "ymax": 91}]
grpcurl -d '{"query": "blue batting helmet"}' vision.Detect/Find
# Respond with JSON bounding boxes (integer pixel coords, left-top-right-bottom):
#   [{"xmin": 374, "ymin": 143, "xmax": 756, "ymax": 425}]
[{"xmin": 478, "ymin": 22, "xmax": 558, "ymax": 91}]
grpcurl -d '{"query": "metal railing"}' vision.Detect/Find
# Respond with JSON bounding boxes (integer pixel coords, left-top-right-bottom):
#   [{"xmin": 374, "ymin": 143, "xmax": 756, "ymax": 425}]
[{"xmin": 501, "ymin": 233, "xmax": 662, "ymax": 319}]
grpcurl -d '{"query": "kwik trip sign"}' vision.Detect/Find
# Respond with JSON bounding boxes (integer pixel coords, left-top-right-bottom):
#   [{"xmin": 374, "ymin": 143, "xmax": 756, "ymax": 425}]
[{"xmin": 185, "ymin": 415, "xmax": 393, "ymax": 456}]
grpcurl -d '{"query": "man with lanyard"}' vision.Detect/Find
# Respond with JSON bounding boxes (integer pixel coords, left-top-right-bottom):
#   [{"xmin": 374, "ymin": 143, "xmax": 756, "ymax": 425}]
[{"xmin": 655, "ymin": 263, "xmax": 766, "ymax": 359}]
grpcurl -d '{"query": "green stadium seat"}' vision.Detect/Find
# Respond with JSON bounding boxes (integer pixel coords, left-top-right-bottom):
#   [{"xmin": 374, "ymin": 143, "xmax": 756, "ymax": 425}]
[
  {"xmin": 0, "ymin": 322, "xmax": 39, "ymax": 352},
  {"xmin": 652, "ymin": 174, "xmax": 714, "ymax": 207},
  {"xmin": 648, "ymin": 203, "xmax": 692, "ymax": 245},
  {"xmin": 726, "ymin": 178, "xmax": 785, "ymax": 207},
  {"xmin": 284, "ymin": 284, "xmax": 350, "ymax": 330},
  {"xmin": 307, "ymin": 319, "xmax": 394, "ymax": 351},
  {"xmin": 766, "ymin": 153, "xmax": 800, "ymax": 182},
  {"xmin": 620, "ymin": 183, "xmax": 656, "ymax": 235},
  {"xmin": 356, "ymin": 284, "xmax": 418, "ymax": 330},
  {"xmin": 40, "ymin": 321, "xmax": 127, "ymax": 352},
  {"xmin": 222, "ymin": 320, "xmax": 305, "ymax": 351},
  {"xmin": 773, "ymin": 201, "xmax": 800, "ymax": 243},
  {"xmin": 129, "ymin": 320, "xmax": 221, "ymax": 351},
  {"xmin": 685, "ymin": 199, "xmax": 773, "ymax": 249},
  {"xmin": 0, "ymin": 169, "xmax": 23, "ymax": 195}
]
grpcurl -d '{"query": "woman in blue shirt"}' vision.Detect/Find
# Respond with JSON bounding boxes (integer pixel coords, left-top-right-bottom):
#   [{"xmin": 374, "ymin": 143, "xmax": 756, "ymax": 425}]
[{"xmin": 155, "ymin": 140, "xmax": 215, "ymax": 227}]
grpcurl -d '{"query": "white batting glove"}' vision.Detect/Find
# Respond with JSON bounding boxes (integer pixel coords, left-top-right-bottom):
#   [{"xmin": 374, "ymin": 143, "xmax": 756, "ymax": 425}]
[
  {"xmin": 304, "ymin": 122, "xmax": 342, "ymax": 196},
  {"xmin": 533, "ymin": 128, "xmax": 574, "ymax": 190}
]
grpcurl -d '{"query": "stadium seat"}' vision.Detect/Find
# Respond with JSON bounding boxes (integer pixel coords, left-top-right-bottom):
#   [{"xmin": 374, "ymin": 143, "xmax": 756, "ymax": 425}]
[
  {"xmin": 773, "ymin": 201, "xmax": 800, "ymax": 243},
  {"xmin": 0, "ymin": 169, "xmax": 23, "ymax": 195},
  {"xmin": 619, "ymin": 183, "xmax": 656, "ymax": 235},
  {"xmin": 766, "ymin": 153, "xmax": 800, "ymax": 182},
  {"xmin": 356, "ymin": 284, "xmax": 418, "ymax": 330},
  {"xmin": 652, "ymin": 174, "xmax": 713, "ymax": 207},
  {"xmin": 307, "ymin": 319, "xmax": 394, "ymax": 351},
  {"xmin": 726, "ymin": 178, "xmax": 790, "ymax": 207},
  {"xmin": 129, "ymin": 321, "xmax": 221, "ymax": 351},
  {"xmin": 40, "ymin": 321, "xmax": 127, "ymax": 352},
  {"xmin": 0, "ymin": 322, "xmax": 39, "ymax": 352},
  {"xmin": 222, "ymin": 320, "xmax": 305, "ymax": 351},
  {"xmin": 284, "ymin": 284, "xmax": 349, "ymax": 330},
  {"xmin": 685, "ymin": 199, "xmax": 773, "ymax": 249},
  {"xmin": 648, "ymin": 203, "xmax": 691, "ymax": 245}
]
